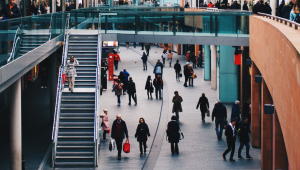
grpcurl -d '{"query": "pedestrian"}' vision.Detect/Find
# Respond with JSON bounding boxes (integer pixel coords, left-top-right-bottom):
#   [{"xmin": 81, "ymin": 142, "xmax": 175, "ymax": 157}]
[
  {"xmin": 203, "ymin": 2, "xmax": 207, "ymax": 7},
  {"xmin": 183, "ymin": 62, "xmax": 189, "ymax": 87},
  {"xmin": 145, "ymin": 75, "xmax": 154, "ymax": 99},
  {"xmin": 122, "ymin": 69, "xmax": 130, "ymax": 95},
  {"xmin": 112, "ymin": 79, "xmax": 123, "ymax": 106},
  {"xmin": 282, "ymin": 1, "xmax": 292, "ymax": 19},
  {"xmin": 174, "ymin": 59, "xmax": 181, "ymax": 82},
  {"xmin": 231, "ymin": 1, "xmax": 238, "ymax": 9},
  {"xmin": 166, "ymin": 115, "xmax": 180, "ymax": 154},
  {"xmin": 172, "ymin": 91, "xmax": 183, "ymax": 120},
  {"xmin": 161, "ymin": 50, "xmax": 167, "ymax": 67},
  {"xmin": 238, "ymin": 117, "xmax": 253, "ymax": 160},
  {"xmin": 264, "ymin": 2, "xmax": 272, "ymax": 14},
  {"xmin": 243, "ymin": 99, "xmax": 251, "ymax": 132},
  {"xmin": 153, "ymin": 74, "xmax": 163, "ymax": 99},
  {"xmin": 222, "ymin": 118, "xmax": 237, "ymax": 162},
  {"xmin": 118, "ymin": 71, "xmax": 125, "ymax": 87},
  {"xmin": 145, "ymin": 43, "xmax": 151, "ymax": 56},
  {"xmin": 2, "ymin": 0, "xmax": 21, "ymax": 19},
  {"xmin": 278, "ymin": 1, "xmax": 284, "ymax": 17},
  {"xmin": 257, "ymin": 1, "xmax": 265, "ymax": 13},
  {"xmin": 66, "ymin": 56, "xmax": 79, "ymax": 93},
  {"xmin": 243, "ymin": 0, "xmax": 249, "ymax": 10},
  {"xmin": 188, "ymin": 65, "xmax": 194, "ymax": 86},
  {"xmin": 186, "ymin": 51, "xmax": 190, "ymax": 62},
  {"xmin": 141, "ymin": 42, "xmax": 144, "ymax": 50},
  {"xmin": 126, "ymin": 42, "xmax": 129, "ymax": 49},
  {"xmin": 190, "ymin": 52, "xmax": 196, "ymax": 68},
  {"xmin": 168, "ymin": 50, "xmax": 173, "ymax": 67},
  {"xmin": 231, "ymin": 100, "xmax": 241, "ymax": 130},
  {"xmin": 184, "ymin": 2, "xmax": 190, "ymax": 8},
  {"xmin": 197, "ymin": 51, "xmax": 203, "ymax": 68},
  {"xmin": 212, "ymin": 100, "xmax": 227, "ymax": 139},
  {"xmin": 37, "ymin": 1, "xmax": 47, "ymax": 14},
  {"xmin": 196, "ymin": 93, "xmax": 209, "ymax": 123},
  {"xmin": 111, "ymin": 114, "xmax": 129, "ymax": 160},
  {"xmin": 31, "ymin": 1, "xmax": 38, "ymax": 15},
  {"xmin": 100, "ymin": 109, "xmax": 110, "ymax": 141},
  {"xmin": 253, "ymin": 1, "xmax": 260, "ymax": 14},
  {"xmin": 114, "ymin": 51, "xmax": 121, "ymax": 70},
  {"xmin": 135, "ymin": 118, "xmax": 151, "ymax": 156},
  {"xmin": 153, "ymin": 60, "xmax": 163, "ymax": 77},
  {"xmin": 142, "ymin": 52, "xmax": 148, "ymax": 70},
  {"xmin": 40, "ymin": 67, "xmax": 48, "ymax": 88},
  {"xmin": 127, "ymin": 77, "xmax": 137, "ymax": 106},
  {"xmin": 208, "ymin": 1, "xmax": 214, "ymax": 7}
]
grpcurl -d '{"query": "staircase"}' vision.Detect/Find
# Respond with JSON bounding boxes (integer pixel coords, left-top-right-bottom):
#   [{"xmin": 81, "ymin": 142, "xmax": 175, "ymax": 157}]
[
  {"xmin": 19, "ymin": 34, "xmax": 49, "ymax": 56},
  {"xmin": 53, "ymin": 34, "xmax": 99, "ymax": 168}
]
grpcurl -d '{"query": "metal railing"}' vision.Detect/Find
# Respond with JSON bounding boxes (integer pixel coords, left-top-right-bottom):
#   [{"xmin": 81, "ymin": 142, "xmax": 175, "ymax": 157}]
[
  {"xmin": 7, "ymin": 27, "xmax": 21, "ymax": 63},
  {"xmin": 49, "ymin": 13, "xmax": 53, "ymax": 41},
  {"xmin": 258, "ymin": 12, "xmax": 300, "ymax": 30}
]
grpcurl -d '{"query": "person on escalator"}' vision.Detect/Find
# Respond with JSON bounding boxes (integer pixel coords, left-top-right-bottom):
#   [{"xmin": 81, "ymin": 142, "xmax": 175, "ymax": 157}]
[{"xmin": 66, "ymin": 56, "xmax": 79, "ymax": 93}]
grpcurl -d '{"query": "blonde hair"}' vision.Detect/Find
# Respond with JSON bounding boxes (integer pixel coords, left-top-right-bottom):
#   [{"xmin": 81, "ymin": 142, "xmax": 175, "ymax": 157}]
[{"xmin": 285, "ymin": 1, "xmax": 289, "ymax": 5}]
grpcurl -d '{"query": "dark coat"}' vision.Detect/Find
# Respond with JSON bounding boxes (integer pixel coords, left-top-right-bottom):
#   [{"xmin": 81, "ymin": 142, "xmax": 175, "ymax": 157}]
[
  {"xmin": 282, "ymin": 5, "xmax": 292, "ymax": 19},
  {"xmin": 264, "ymin": 4, "xmax": 272, "ymax": 14},
  {"xmin": 243, "ymin": 103, "xmax": 250, "ymax": 117},
  {"xmin": 142, "ymin": 53, "xmax": 148, "ymax": 62},
  {"xmin": 190, "ymin": 54, "xmax": 196, "ymax": 63},
  {"xmin": 145, "ymin": 79, "xmax": 153, "ymax": 92},
  {"xmin": 253, "ymin": 3, "xmax": 260, "ymax": 14},
  {"xmin": 212, "ymin": 103, "xmax": 227, "ymax": 121},
  {"xmin": 225, "ymin": 124, "xmax": 236, "ymax": 143},
  {"xmin": 135, "ymin": 123, "xmax": 150, "ymax": 142},
  {"xmin": 183, "ymin": 65, "xmax": 189, "ymax": 76},
  {"xmin": 118, "ymin": 72, "xmax": 125, "ymax": 83},
  {"xmin": 231, "ymin": 104, "xmax": 241, "ymax": 122},
  {"xmin": 3, "ymin": 4, "xmax": 21, "ymax": 19},
  {"xmin": 258, "ymin": 3, "xmax": 265, "ymax": 13},
  {"xmin": 153, "ymin": 77, "xmax": 163, "ymax": 89},
  {"xmin": 111, "ymin": 119, "xmax": 129, "ymax": 139},
  {"xmin": 196, "ymin": 96, "xmax": 209, "ymax": 113},
  {"xmin": 243, "ymin": 4, "xmax": 249, "ymax": 10},
  {"xmin": 278, "ymin": 3, "xmax": 284, "ymax": 17},
  {"xmin": 127, "ymin": 80, "xmax": 136, "ymax": 94},
  {"xmin": 231, "ymin": 3, "xmax": 239, "ymax": 9},
  {"xmin": 153, "ymin": 62, "xmax": 163, "ymax": 74},
  {"xmin": 188, "ymin": 67, "xmax": 194, "ymax": 77},
  {"xmin": 174, "ymin": 63, "xmax": 181, "ymax": 72},
  {"xmin": 238, "ymin": 121, "xmax": 250, "ymax": 143},
  {"xmin": 167, "ymin": 121, "xmax": 180, "ymax": 143},
  {"xmin": 172, "ymin": 95, "xmax": 183, "ymax": 113},
  {"xmin": 39, "ymin": 5, "xmax": 47, "ymax": 14},
  {"xmin": 31, "ymin": 5, "xmax": 38, "ymax": 15}
]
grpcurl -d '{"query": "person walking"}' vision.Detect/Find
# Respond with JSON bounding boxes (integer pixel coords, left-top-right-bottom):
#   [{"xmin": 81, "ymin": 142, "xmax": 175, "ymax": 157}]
[
  {"xmin": 135, "ymin": 118, "xmax": 151, "ymax": 156},
  {"xmin": 190, "ymin": 52, "xmax": 196, "ymax": 68},
  {"xmin": 253, "ymin": 1, "xmax": 260, "ymax": 14},
  {"xmin": 183, "ymin": 62, "xmax": 189, "ymax": 87},
  {"xmin": 127, "ymin": 77, "xmax": 137, "ymax": 106},
  {"xmin": 243, "ymin": 99, "xmax": 251, "ymax": 132},
  {"xmin": 142, "ymin": 52, "xmax": 148, "ymax": 70},
  {"xmin": 100, "ymin": 109, "xmax": 110, "ymax": 141},
  {"xmin": 222, "ymin": 118, "xmax": 237, "ymax": 162},
  {"xmin": 238, "ymin": 117, "xmax": 253, "ymax": 160},
  {"xmin": 167, "ymin": 50, "xmax": 173, "ymax": 67},
  {"xmin": 153, "ymin": 75, "xmax": 163, "ymax": 99},
  {"xmin": 145, "ymin": 75, "xmax": 154, "ymax": 99},
  {"xmin": 112, "ymin": 79, "xmax": 123, "ymax": 106},
  {"xmin": 197, "ymin": 51, "xmax": 203, "ymax": 68},
  {"xmin": 31, "ymin": 1, "xmax": 38, "ymax": 15},
  {"xmin": 161, "ymin": 50, "xmax": 167, "ymax": 67},
  {"xmin": 111, "ymin": 114, "xmax": 129, "ymax": 160},
  {"xmin": 153, "ymin": 60, "xmax": 163, "ymax": 77},
  {"xmin": 145, "ymin": 43, "xmax": 151, "ymax": 56},
  {"xmin": 172, "ymin": 91, "xmax": 183, "ymax": 121},
  {"xmin": 243, "ymin": 0, "xmax": 249, "ymax": 10},
  {"xmin": 40, "ymin": 67, "xmax": 48, "ymax": 88},
  {"xmin": 212, "ymin": 100, "xmax": 227, "ymax": 139},
  {"xmin": 188, "ymin": 65, "xmax": 194, "ymax": 86},
  {"xmin": 231, "ymin": 100, "xmax": 241, "ymax": 130},
  {"xmin": 66, "ymin": 56, "xmax": 79, "ymax": 92},
  {"xmin": 114, "ymin": 52, "xmax": 121, "ymax": 70},
  {"xmin": 282, "ymin": 1, "xmax": 292, "ymax": 19},
  {"xmin": 196, "ymin": 93, "xmax": 209, "ymax": 123},
  {"xmin": 122, "ymin": 69, "xmax": 130, "ymax": 95},
  {"xmin": 37, "ymin": 1, "xmax": 47, "ymax": 14},
  {"xmin": 174, "ymin": 60, "xmax": 181, "ymax": 82},
  {"xmin": 166, "ymin": 115, "xmax": 180, "ymax": 154},
  {"xmin": 141, "ymin": 42, "xmax": 144, "ymax": 50},
  {"xmin": 186, "ymin": 51, "xmax": 190, "ymax": 62},
  {"xmin": 264, "ymin": 2, "xmax": 272, "ymax": 14}
]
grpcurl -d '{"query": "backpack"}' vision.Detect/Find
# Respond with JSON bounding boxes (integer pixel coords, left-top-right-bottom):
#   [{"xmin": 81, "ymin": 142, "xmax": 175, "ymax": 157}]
[
  {"xmin": 118, "ymin": 84, "xmax": 123, "ymax": 90},
  {"xmin": 294, "ymin": 14, "xmax": 300, "ymax": 23}
]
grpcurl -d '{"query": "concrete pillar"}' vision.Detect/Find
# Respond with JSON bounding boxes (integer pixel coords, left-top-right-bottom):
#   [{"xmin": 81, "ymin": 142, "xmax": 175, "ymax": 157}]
[
  {"xmin": 177, "ymin": 44, "xmax": 181, "ymax": 55},
  {"xmin": 76, "ymin": 0, "xmax": 79, "ymax": 9},
  {"xmin": 50, "ymin": 53, "xmax": 58, "ymax": 123},
  {"xmin": 251, "ymin": 62, "xmax": 260, "ymax": 148},
  {"xmin": 195, "ymin": 45, "xmax": 200, "ymax": 56},
  {"xmin": 204, "ymin": 45, "xmax": 210, "ymax": 81},
  {"xmin": 62, "ymin": 0, "xmax": 66, "ymax": 11},
  {"xmin": 159, "ymin": 22, "xmax": 163, "ymax": 48},
  {"xmin": 241, "ymin": 47, "xmax": 250, "ymax": 117},
  {"xmin": 273, "ymin": 108, "xmax": 288, "ymax": 170},
  {"xmin": 270, "ymin": 0, "xmax": 276, "ymax": 16},
  {"xmin": 52, "ymin": 0, "xmax": 57, "ymax": 13},
  {"xmin": 9, "ymin": 79, "xmax": 22, "ymax": 170},
  {"xmin": 180, "ymin": 0, "xmax": 184, "ymax": 7},
  {"xmin": 261, "ymin": 79, "xmax": 272, "ymax": 170},
  {"xmin": 168, "ymin": 22, "xmax": 172, "ymax": 51},
  {"xmin": 211, "ymin": 45, "xmax": 217, "ymax": 90}
]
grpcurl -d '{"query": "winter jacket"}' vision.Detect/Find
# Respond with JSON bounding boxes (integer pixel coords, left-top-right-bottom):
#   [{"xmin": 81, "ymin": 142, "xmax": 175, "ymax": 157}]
[
  {"xmin": 101, "ymin": 113, "xmax": 110, "ymax": 131},
  {"xmin": 167, "ymin": 120, "xmax": 180, "ymax": 143},
  {"xmin": 172, "ymin": 95, "xmax": 183, "ymax": 113},
  {"xmin": 127, "ymin": 80, "xmax": 136, "ymax": 95},
  {"xmin": 145, "ymin": 79, "xmax": 153, "ymax": 92},
  {"xmin": 243, "ymin": 4, "xmax": 249, "ymax": 10},
  {"xmin": 186, "ymin": 53, "xmax": 190, "ymax": 61},
  {"xmin": 114, "ymin": 54, "xmax": 121, "ymax": 62},
  {"xmin": 142, "ymin": 53, "xmax": 148, "ymax": 62},
  {"xmin": 153, "ymin": 77, "xmax": 163, "ymax": 89},
  {"xmin": 153, "ymin": 62, "xmax": 163, "ymax": 74},
  {"xmin": 135, "ymin": 123, "xmax": 150, "ymax": 142},
  {"xmin": 238, "ymin": 121, "xmax": 249, "ymax": 143},
  {"xmin": 190, "ymin": 54, "xmax": 196, "ymax": 63},
  {"xmin": 282, "ymin": 5, "xmax": 292, "ymax": 19},
  {"xmin": 243, "ymin": 103, "xmax": 250, "ymax": 117},
  {"xmin": 225, "ymin": 123, "xmax": 236, "ymax": 143},
  {"xmin": 253, "ymin": 3, "xmax": 260, "ymax": 14},
  {"xmin": 118, "ymin": 72, "xmax": 125, "ymax": 83},
  {"xmin": 31, "ymin": 5, "xmax": 38, "ymax": 15},
  {"xmin": 111, "ymin": 119, "xmax": 128, "ymax": 139},
  {"xmin": 212, "ymin": 102, "xmax": 227, "ymax": 121},
  {"xmin": 123, "ymin": 70, "xmax": 130, "ymax": 82},
  {"xmin": 174, "ymin": 63, "xmax": 181, "ymax": 72},
  {"xmin": 183, "ymin": 65, "xmax": 189, "ymax": 76},
  {"xmin": 113, "ymin": 83, "xmax": 123, "ymax": 95},
  {"xmin": 231, "ymin": 104, "xmax": 241, "ymax": 122},
  {"xmin": 38, "ymin": 5, "xmax": 47, "ymax": 14},
  {"xmin": 196, "ymin": 96, "xmax": 209, "ymax": 113},
  {"xmin": 2, "ymin": 4, "xmax": 21, "ymax": 19}
]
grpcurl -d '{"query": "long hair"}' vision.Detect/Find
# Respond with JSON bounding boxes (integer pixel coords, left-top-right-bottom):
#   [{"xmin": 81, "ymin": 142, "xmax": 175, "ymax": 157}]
[
  {"xmin": 294, "ymin": 1, "xmax": 300, "ymax": 13},
  {"xmin": 139, "ymin": 117, "xmax": 145, "ymax": 123}
]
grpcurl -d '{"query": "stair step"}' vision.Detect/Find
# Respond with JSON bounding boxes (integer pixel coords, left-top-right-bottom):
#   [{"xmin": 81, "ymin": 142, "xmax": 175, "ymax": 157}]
[
  {"xmin": 68, "ymin": 51, "xmax": 97, "ymax": 53},
  {"xmin": 61, "ymin": 117, "xmax": 94, "ymax": 119},
  {"xmin": 57, "ymin": 146, "xmax": 94, "ymax": 148},
  {"xmin": 58, "ymin": 136, "xmax": 93, "ymax": 138},
  {"xmin": 57, "ymin": 141, "xmax": 94, "ymax": 145},
  {"xmin": 55, "ymin": 156, "xmax": 93, "ymax": 159},
  {"xmin": 56, "ymin": 151, "xmax": 94, "ymax": 155},
  {"xmin": 59, "ymin": 126, "xmax": 94, "ymax": 128},
  {"xmin": 60, "ymin": 113, "xmax": 94, "ymax": 116},
  {"xmin": 55, "ymin": 162, "xmax": 93, "ymax": 165},
  {"xmin": 67, "ymin": 53, "xmax": 97, "ymax": 56},
  {"xmin": 58, "ymin": 132, "xmax": 94, "ymax": 135}
]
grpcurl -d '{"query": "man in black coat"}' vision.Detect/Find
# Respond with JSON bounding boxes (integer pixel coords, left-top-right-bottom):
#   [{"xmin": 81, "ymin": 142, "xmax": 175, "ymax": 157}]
[
  {"xmin": 183, "ymin": 62, "xmax": 190, "ymax": 87},
  {"xmin": 222, "ymin": 118, "xmax": 237, "ymax": 162},
  {"xmin": 212, "ymin": 100, "xmax": 227, "ymax": 139},
  {"xmin": 231, "ymin": 1, "xmax": 239, "ymax": 9},
  {"xmin": 142, "ymin": 52, "xmax": 148, "ymax": 70},
  {"xmin": 2, "ymin": 0, "xmax": 21, "ymax": 19},
  {"xmin": 111, "ymin": 114, "xmax": 129, "ymax": 160},
  {"xmin": 253, "ymin": 1, "xmax": 260, "ymax": 14},
  {"xmin": 153, "ymin": 75, "xmax": 163, "ymax": 99},
  {"xmin": 127, "ymin": 77, "xmax": 137, "ymax": 105},
  {"xmin": 243, "ymin": 99, "xmax": 251, "ymax": 131},
  {"xmin": 237, "ymin": 117, "xmax": 253, "ymax": 160},
  {"xmin": 167, "ymin": 115, "xmax": 180, "ymax": 154},
  {"xmin": 257, "ymin": 1, "xmax": 265, "ymax": 13},
  {"xmin": 243, "ymin": 1, "xmax": 249, "ymax": 10}
]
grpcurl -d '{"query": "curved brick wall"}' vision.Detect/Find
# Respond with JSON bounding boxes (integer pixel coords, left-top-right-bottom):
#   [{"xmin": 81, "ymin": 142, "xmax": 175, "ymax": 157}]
[{"xmin": 250, "ymin": 16, "xmax": 300, "ymax": 169}]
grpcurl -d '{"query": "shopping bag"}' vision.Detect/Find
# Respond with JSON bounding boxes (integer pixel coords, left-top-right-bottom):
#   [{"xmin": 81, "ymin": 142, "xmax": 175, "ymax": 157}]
[
  {"xmin": 62, "ymin": 74, "xmax": 66, "ymax": 84},
  {"xmin": 206, "ymin": 109, "xmax": 210, "ymax": 117},
  {"xmin": 109, "ymin": 139, "xmax": 115, "ymax": 151},
  {"xmin": 179, "ymin": 73, "xmax": 182, "ymax": 77},
  {"xmin": 179, "ymin": 130, "xmax": 184, "ymax": 140},
  {"xmin": 123, "ymin": 139, "xmax": 130, "ymax": 153},
  {"xmin": 192, "ymin": 73, "xmax": 197, "ymax": 79}
]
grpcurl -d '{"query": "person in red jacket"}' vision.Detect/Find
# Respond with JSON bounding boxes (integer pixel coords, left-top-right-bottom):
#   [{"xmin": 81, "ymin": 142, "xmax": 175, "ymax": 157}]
[
  {"xmin": 207, "ymin": 2, "xmax": 215, "ymax": 7},
  {"xmin": 114, "ymin": 52, "xmax": 121, "ymax": 70}
]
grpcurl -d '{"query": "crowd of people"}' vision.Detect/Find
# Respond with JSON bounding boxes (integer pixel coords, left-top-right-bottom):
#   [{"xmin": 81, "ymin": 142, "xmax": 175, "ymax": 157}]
[{"xmin": 277, "ymin": 0, "xmax": 300, "ymax": 23}]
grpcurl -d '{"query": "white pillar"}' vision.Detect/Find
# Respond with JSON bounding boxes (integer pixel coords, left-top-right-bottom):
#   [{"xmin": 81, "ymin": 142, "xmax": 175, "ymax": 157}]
[
  {"xmin": 241, "ymin": 0, "xmax": 244, "ymax": 10},
  {"xmin": 270, "ymin": 0, "xmax": 276, "ymax": 16},
  {"xmin": 76, "ymin": 0, "xmax": 79, "ymax": 9},
  {"xmin": 10, "ymin": 79, "xmax": 22, "ymax": 170},
  {"xmin": 211, "ymin": 45, "xmax": 217, "ymax": 90}
]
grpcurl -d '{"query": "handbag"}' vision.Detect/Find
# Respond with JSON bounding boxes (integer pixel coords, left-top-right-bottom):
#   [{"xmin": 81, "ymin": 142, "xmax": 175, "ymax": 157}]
[
  {"xmin": 109, "ymin": 139, "xmax": 115, "ymax": 151},
  {"xmin": 123, "ymin": 139, "xmax": 130, "ymax": 153},
  {"xmin": 192, "ymin": 73, "xmax": 197, "ymax": 79},
  {"xmin": 206, "ymin": 108, "xmax": 210, "ymax": 117},
  {"xmin": 62, "ymin": 74, "xmax": 66, "ymax": 84},
  {"xmin": 179, "ymin": 73, "xmax": 182, "ymax": 77},
  {"xmin": 179, "ymin": 130, "xmax": 184, "ymax": 140}
]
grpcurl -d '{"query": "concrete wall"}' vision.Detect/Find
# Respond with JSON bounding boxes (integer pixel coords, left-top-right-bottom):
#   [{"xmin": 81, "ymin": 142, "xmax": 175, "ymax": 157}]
[{"xmin": 249, "ymin": 16, "xmax": 300, "ymax": 170}]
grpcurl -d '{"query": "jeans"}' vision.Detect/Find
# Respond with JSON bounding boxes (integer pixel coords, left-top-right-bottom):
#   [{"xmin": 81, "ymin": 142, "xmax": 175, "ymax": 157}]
[
  {"xmin": 188, "ymin": 76, "xmax": 193, "ymax": 86},
  {"xmin": 143, "ymin": 61, "xmax": 147, "ymax": 70},
  {"xmin": 175, "ymin": 111, "xmax": 179, "ymax": 120},
  {"xmin": 147, "ymin": 90, "xmax": 152, "ymax": 99},
  {"xmin": 115, "ymin": 137, "xmax": 123, "ymax": 156},
  {"xmin": 155, "ymin": 85, "xmax": 162, "ymax": 99},
  {"xmin": 146, "ymin": 49, "xmax": 149, "ymax": 56},
  {"xmin": 139, "ymin": 140, "xmax": 147, "ymax": 153},
  {"xmin": 114, "ymin": 61, "xmax": 119, "ymax": 70},
  {"xmin": 224, "ymin": 140, "xmax": 235, "ymax": 159},
  {"xmin": 215, "ymin": 118, "xmax": 224, "ymax": 138},
  {"xmin": 192, "ymin": 62, "xmax": 196, "ymax": 68},
  {"xmin": 200, "ymin": 110, "xmax": 206, "ymax": 120},
  {"xmin": 103, "ymin": 130, "xmax": 109, "ymax": 140},
  {"xmin": 128, "ymin": 93, "xmax": 136, "ymax": 104},
  {"xmin": 117, "ymin": 95, "xmax": 121, "ymax": 104},
  {"xmin": 238, "ymin": 142, "xmax": 250, "ymax": 157},
  {"xmin": 170, "ymin": 142, "xmax": 179, "ymax": 154},
  {"xmin": 169, "ymin": 58, "xmax": 172, "ymax": 66},
  {"xmin": 175, "ymin": 71, "xmax": 180, "ymax": 80}
]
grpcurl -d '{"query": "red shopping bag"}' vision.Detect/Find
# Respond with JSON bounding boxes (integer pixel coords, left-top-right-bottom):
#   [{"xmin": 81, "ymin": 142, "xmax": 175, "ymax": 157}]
[
  {"xmin": 62, "ymin": 74, "xmax": 66, "ymax": 84},
  {"xmin": 123, "ymin": 139, "xmax": 130, "ymax": 153}
]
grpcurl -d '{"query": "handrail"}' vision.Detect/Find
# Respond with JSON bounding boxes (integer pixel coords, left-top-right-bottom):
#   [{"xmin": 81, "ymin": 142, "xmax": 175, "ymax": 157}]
[
  {"xmin": 62, "ymin": 13, "xmax": 71, "ymax": 66},
  {"xmin": 257, "ymin": 12, "xmax": 300, "ymax": 30},
  {"xmin": 7, "ymin": 27, "xmax": 20, "ymax": 63},
  {"xmin": 49, "ymin": 13, "xmax": 53, "ymax": 41}
]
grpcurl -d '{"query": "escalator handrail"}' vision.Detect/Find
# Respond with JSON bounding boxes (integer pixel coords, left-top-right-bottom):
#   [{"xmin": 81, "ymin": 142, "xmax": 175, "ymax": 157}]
[{"xmin": 7, "ymin": 27, "xmax": 20, "ymax": 63}]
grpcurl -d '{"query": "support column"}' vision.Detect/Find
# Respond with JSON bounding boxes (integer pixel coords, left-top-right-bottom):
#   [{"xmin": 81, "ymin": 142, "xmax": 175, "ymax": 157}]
[
  {"xmin": 211, "ymin": 45, "xmax": 217, "ymax": 90},
  {"xmin": 168, "ymin": 22, "xmax": 172, "ymax": 51},
  {"xmin": 204, "ymin": 45, "xmax": 210, "ymax": 81},
  {"xmin": 50, "ymin": 53, "xmax": 57, "ymax": 123},
  {"xmin": 251, "ymin": 62, "xmax": 260, "ymax": 148},
  {"xmin": 270, "ymin": 0, "xmax": 276, "ymax": 16},
  {"xmin": 62, "ymin": 0, "xmax": 66, "ymax": 11},
  {"xmin": 241, "ymin": 47, "xmax": 250, "ymax": 117},
  {"xmin": 159, "ymin": 22, "xmax": 163, "ymax": 48},
  {"xmin": 9, "ymin": 79, "xmax": 22, "ymax": 170},
  {"xmin": 177, "ymin": 44, "xmax": 181, "ymax": 55},
  {"xmin": 273, "ymin": 108, "xmax": 288, "ymax": 170},
  {"xmin": 195, "ymin": 45, "xmax": 199, "ymax": 56},
  {"xmin": 261, "ymin": 79, "xmax": 272, "ymax": 170},
  {"xmin": 52, "ymin": 0, "xmax": 57, "ymax": 13}
]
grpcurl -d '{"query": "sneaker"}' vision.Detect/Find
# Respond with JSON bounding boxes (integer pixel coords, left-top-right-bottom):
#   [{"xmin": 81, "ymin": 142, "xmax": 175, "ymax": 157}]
[
  {"xmin": 246, "ymin": 156, "xmax": 253, "ymax": 159},
  {"xmin": 118, "ymin": 103, "xmax": 120, "ymax": 106},
  {"xmin": 140, "ymin": 153, "xmax": 143, "ymax": 157},
  {"xmin": 118, "ymin": 156, "xmax": 121, "ymax": 160},
  {"xmin": 238, "ymin": 156, "xmax": 244, "ymax": 160},
  {"xmin": 41, "ymin": 86, "xmax": 44, "ymax": 88}
]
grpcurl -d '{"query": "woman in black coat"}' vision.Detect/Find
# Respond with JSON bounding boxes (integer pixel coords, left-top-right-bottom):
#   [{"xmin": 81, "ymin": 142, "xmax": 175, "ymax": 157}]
[
  {"xmin": 166, "ymin": 116, "xmax": 180, "ymax": 154},
  {"xmin": 135, "ymin": 118, "xmax": 150, "ymax": 156},
  {"xmin": 145, "ymin": 75, "xmax": 153, "ymax": 99},
  {"xmin": 196, "ymin": 93, "xmax": 209, "ymax": 122},
  {"xmin": 173, "ymin": 59, "xmax": 181, "ymax": 82}
]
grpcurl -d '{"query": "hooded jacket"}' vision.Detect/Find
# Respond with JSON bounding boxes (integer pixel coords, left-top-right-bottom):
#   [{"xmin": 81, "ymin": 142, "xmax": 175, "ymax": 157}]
[{"xmin": 212, "ymin": 102, "xmax": 227, "ymax": 121}]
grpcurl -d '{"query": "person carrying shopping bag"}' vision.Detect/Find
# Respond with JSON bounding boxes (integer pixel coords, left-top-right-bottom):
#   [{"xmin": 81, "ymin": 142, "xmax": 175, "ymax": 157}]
[
  {"xmin": 66, "ymin": 56, "xmax": 79, "ymax": 92},
  {"xmin": 135, "ymin": 118, "xmax": 151, "ymax": 157},
  {"xmin": 111, "ymin": 114, "xmax": 129, "ymax": 160}
]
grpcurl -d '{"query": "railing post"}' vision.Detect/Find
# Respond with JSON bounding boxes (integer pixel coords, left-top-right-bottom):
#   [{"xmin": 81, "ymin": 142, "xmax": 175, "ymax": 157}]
[
  {"xmin": 173, "ymin": 15, "xmax": 176, "ymax": 36},
  {"xmin": 210, "ymin": 15, "xmax": 213, "ymax": 34},
  {"xmin": 215, "ymin": 15, "xmax": 218, "ymax": 37}
]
